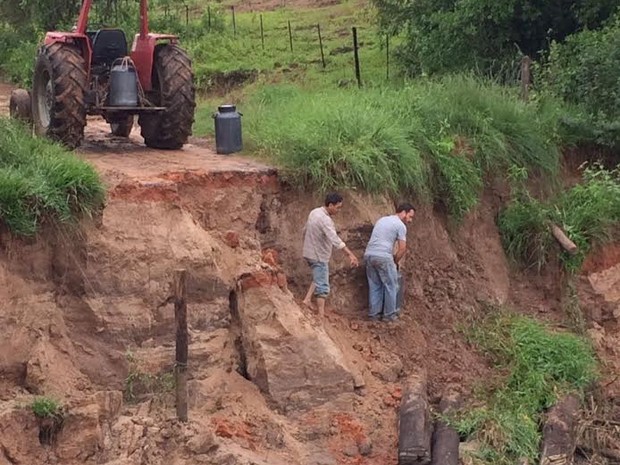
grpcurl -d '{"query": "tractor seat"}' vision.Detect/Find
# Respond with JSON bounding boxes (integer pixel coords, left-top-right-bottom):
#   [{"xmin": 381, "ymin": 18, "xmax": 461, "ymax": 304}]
[{"xmin": 90, "ymin": 29, "xmax": 128, "ymax": 69}]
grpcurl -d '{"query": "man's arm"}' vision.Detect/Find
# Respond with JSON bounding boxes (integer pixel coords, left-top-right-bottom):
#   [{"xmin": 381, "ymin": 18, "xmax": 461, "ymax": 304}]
[
  {"xmin": 394, "ymin": 240, "xmax": 406, "ymax": 265},
  {"xmin": 393, "ymin": 222, "xmax": 407, "ymax": 265},
  {"xmin": 322, "ymin": 217, "xmax": 358, "ymax": 267}
]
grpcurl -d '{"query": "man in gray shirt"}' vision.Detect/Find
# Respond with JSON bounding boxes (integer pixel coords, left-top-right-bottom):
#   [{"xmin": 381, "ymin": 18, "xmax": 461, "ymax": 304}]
[
  {"xmin": 364, "ymin": 203, "xmax": 416, "ymax": 322},
  {"xmin": 302, "ymin": 193, "xmax": 359, "ymax": 320}
]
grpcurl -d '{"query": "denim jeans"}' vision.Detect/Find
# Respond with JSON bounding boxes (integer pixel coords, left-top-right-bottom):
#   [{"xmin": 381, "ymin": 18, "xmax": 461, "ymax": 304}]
[
  {"xmin": 365, "ymin": 255, "xmax": 399, "ymax": 319},
  {"xmin": 305, "ymin": 259, "xmax": 330, "ymax": 297}
]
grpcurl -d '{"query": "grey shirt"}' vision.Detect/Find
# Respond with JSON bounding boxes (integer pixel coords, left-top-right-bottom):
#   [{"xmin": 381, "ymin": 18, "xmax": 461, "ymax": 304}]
[
  {"xmin": 302, "ymin": 207, "xmax": 346, "ymax": 262},
  {"xmin": 364, "ymin": 215, "xmax": 407, "ymax": 259}
]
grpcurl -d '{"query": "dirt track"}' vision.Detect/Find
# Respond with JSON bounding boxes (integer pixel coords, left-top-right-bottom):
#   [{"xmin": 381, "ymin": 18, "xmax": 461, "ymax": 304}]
[
  {"xmin": 80, "ymin": 118, "xmax": 273, "ymax": 186},
  {"xmin": 0, "ymin": 81, "xmax": 271, "ymax": 182}
]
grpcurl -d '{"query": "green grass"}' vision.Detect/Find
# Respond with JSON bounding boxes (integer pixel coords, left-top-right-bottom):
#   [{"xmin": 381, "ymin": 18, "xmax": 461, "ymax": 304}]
[
  {"xmin": 31, "ymin": 397, "xmax": 62, "ymax": 419},
  {"xmin": 0, "ymin": 118, "xmax": 105, "ymax": 236},
  {"xmin": 499, "ymin": 164, "xmax": 620, "ymax": 272},
  {"xmin": 184, "ymin": 2, "xmax": 392, "ymax": 91},
  {"xmin": 455, "ymin": 310, "xmax": 598, "ymax": 465},
  {"xmin": 242, "ymin": 75, "xmax": 563, "ymax": 218}
]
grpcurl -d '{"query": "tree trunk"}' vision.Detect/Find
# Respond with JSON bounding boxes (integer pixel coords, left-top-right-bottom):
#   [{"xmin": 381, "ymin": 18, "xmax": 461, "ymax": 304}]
[{"xmin": 398, "ymin": 373, "xmax": 432, "ymax": 465}]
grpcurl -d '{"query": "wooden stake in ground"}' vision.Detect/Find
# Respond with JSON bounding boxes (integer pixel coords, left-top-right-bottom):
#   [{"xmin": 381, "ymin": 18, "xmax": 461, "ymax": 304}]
[
  {"xmin": 398, "ymin": 373, "xmax": 432, "ymax": 464},
  {"xmin": 520, "ymin": 55, "xmax": 532, "ymax": 102},
  {"xmin": 174, "ymin": 269, "xmax": 188, "ymax": 422},
  {"xmin": 540, "ymin": 395, "xmax": 580, "ymax": 465}
]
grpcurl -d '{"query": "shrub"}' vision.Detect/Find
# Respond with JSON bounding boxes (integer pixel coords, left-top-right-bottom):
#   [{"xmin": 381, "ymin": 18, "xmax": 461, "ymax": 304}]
[
  {"xmin": 541, "ymin": 13, "xmax": 620, "ymax": 147},
  {"xmin": 373, "ymin": 0, "xmax": 617, "ymax": 77},
  {"xmin": 499, "ymin": 164, "xmax": 620, "ymax": 272}
]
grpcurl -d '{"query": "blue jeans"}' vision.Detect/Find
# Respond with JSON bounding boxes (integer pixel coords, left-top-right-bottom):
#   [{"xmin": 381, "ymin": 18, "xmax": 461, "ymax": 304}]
[
  {"xmin": 305, "ymin": 259, "xmax": 330, "ymax": 297},
  {"xmin": 365, "ymin": 255, "xmax": 399, "ymax": 319}
]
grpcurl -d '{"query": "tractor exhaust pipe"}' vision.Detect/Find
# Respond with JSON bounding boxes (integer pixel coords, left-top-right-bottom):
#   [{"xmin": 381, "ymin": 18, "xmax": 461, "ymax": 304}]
[{"xmin": 140, "ymin": 0, "xmax": 149, "ymax": 38}]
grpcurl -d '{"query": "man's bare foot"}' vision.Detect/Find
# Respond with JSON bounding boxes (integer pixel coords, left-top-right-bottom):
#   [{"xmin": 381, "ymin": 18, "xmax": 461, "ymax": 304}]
[{"xmin": 302, "ymin": 299, "xmax": 314, "ymax": 310}]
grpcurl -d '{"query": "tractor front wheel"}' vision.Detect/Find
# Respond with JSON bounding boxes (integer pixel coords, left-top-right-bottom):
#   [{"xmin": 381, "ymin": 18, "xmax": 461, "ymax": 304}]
[
  {"xmin": 139, "ymin": 44, "xmax": 195, "ymax": 150},
  {"xmin": 9, "ymin": 89, "xmax": 32, "ymax": 124},
  {"xmin": 32, "ymin": 43, "xmax": 87, "ymax": 149},
  {"xmin": 110, "ymin": 115, "xmax": 134, "ymax": 137}
]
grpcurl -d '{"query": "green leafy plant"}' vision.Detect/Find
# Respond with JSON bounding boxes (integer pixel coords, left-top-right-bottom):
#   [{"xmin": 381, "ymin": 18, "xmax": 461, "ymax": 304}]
[
  {"xmin": 124, "ymin": 350, "xmax": 175, "ymax": 404},
  {"xmin": 499, "ymin": 164, "xmax": 620, "ymax": 272},
  {"xmin": 454, "ymin": 310, "xmax": 598, "ymax": 465},
  {"xmin": 31, "ymin": 397, "xmax": 62, "ymax": 419},
  {"xmin": 540, "ymin": 13, "xmax": 620, "ymax": 147}
]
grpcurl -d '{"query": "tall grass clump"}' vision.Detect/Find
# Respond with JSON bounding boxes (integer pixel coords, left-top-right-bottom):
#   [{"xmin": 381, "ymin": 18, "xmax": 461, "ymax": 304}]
[
  {"xmin": 0, "ymin": 118, "xmax": 105, "ymax": 235},
  {"xmin": 456, "ymin": 310, "xmax": 598, "ymax": 465},
  {"xmin": 499, "ymin": 164, "xmax": 620, "ymax": 272},
  {"xmin": 246, "ymin": 84, "xmax": 430, "ymax": 195},
  {"xmin": 246, "ymin": 76, "xmax": 564, "ymax": 219}
]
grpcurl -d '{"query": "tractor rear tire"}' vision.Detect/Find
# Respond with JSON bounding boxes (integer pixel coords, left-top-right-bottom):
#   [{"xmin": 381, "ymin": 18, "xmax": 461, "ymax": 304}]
[
  {"xmin": 32, "ymin": 43, "xmax": 87, "ymax": 149},
  {"xmin": 110, "ymin": 115, "xmax": 134, "ymax": 137},
  {"xmin": 9, "ymin": 89, "xmax": 32, "ymax": 124},
  {"xmin": 139, "ymin": 44, "xmax": 195, "ymax": 150}
]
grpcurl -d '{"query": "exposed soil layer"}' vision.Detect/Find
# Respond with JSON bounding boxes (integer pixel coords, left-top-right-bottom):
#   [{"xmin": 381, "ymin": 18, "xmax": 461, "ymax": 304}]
[{"xmin": 1, "ymin": 84, "xmax": 619, "ymax": 465}]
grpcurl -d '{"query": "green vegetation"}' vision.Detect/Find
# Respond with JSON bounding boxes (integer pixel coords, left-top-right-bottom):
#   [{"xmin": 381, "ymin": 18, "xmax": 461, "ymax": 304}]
[
  {"xmin": 499, "ymin": 164, "xmax": 620, "ymax": 272},
  {"xmin": 456, "ymin": 310, "xmax": 598, "ymax": 465},
  {"xmin": 124, "ymin": 350, "xmax": 175, "ymax": 403},
  {"xmin": 246, "ymin": 76, "xmax": 563, "ymax": 218},
  {"xmin": 31, "ymin": 396, "xmax": 62, "ymax": 419},
  {"xmin": 373, "ymin": 0, "xmax": 618, "ymax": 77},
  {"xmin": 541, "ymin": 14, "xmax": 620, "ymax": 148},
  {"xmin": 0, "ymin": 119, "xmax": 105, "ymax": 236}
]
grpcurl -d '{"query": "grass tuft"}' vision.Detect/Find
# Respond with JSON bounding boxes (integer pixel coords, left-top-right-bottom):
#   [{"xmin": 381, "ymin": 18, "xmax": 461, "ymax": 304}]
[
  {"xmin": 455, "ymin": 310, "xmax": 598, "ymax": 465},
  {"xmin": 31, "ymin": 396, "xmax": 62, "ymax": 419},
  {"xmin": 0, "ymin": 118, "xmax": 105, "ymax": 236}
]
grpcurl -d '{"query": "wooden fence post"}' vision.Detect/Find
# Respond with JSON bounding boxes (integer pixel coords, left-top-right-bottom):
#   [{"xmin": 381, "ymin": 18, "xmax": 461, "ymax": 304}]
[
  {"xmin": 232, "ymin": 6, "xmax": 237, "ymax": 36},
  {"xmin": 386, "ymin": 35, "xmax": 390, "ymax": 81},
  {"xmin": 288, "ymin": 20, "xmax": 293, "ymax": 53},
  {"xmin": 173, "ymin": 269, "xmax": 188, "ymax": 422},
  {"xmin": 352, "ymin": 27, "xmax": 361, "ymax": 88},
  {"xmin": 317, "ymin": 24, "xmax": 326, "ymax": 68},
  {"xmin": 520, "ymin": 55, "xmax": 532, "ymax": 102}
]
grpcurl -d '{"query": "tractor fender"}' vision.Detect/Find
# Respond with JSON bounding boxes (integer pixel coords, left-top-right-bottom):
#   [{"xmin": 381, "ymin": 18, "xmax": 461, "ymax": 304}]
[
  {"xmin": 130, "ymin": 33, "xmax": 178, "ymax": 91},
  {"xmin": 44, "ymin": 32, "xmax": 92, "ymax": 76}
]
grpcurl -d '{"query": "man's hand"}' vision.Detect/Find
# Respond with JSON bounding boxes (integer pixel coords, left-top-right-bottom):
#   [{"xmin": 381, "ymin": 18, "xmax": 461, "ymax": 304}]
[{"xmin": 348, "ymin": 252, "xmax": 359, "ymax": 268}]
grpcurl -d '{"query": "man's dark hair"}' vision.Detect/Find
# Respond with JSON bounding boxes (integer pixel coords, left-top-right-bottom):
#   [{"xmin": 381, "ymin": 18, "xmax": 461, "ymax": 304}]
[
  {"xmin": 325, "ymin": 192, "xmax": 344, "ymax": 207},
  {"xmin": 396, "ymin": 203, "xmax": 415, "ymax": 213}
]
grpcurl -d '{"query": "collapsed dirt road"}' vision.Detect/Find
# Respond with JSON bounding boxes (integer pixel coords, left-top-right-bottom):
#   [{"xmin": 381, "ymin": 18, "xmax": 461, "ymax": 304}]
[{"xmin": 1, "ymin": 82, "xmax": 620, "ymax": 465}]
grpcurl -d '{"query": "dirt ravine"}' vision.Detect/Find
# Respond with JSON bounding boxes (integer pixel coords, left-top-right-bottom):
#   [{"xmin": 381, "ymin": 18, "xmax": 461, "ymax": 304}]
[{"xmin": 1, "ymin": 83, "xmax": 620, "ymax": 465}]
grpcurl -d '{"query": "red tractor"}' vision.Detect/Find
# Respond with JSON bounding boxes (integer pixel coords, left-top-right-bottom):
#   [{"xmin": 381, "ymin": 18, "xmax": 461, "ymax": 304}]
[{"xmin": 9, "ymin": 0, "xmax": 196, "ymax": 149}]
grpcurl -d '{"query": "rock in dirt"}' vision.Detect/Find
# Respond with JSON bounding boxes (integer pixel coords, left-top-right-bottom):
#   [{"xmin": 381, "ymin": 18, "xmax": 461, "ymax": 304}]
[
  {"xmin": 540, "ymin": 395, "xmax": 580, "ymax": 465},
  {"xmin": 186, "ymin": 430, "xmax": 219, "ymax": 455},
  {"xmin": 236, "ymin": 277, "xmax": 355, "ymax": 409},
  {"xmin": 370, "ymin": 352, "xmax": 403, "ymax": 382}
]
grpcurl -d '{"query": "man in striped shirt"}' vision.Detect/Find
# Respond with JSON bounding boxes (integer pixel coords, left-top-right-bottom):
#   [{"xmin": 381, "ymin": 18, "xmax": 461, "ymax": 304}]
[{"xmin": 302, "ymin": 193, "xmax": 359, "ymax": 320}]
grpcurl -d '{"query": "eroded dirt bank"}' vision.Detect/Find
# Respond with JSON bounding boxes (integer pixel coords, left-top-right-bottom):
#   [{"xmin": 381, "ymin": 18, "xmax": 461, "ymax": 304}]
[{"xmin": 0, "ymin": 117, "xmax": 619, "ymax": 465}]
